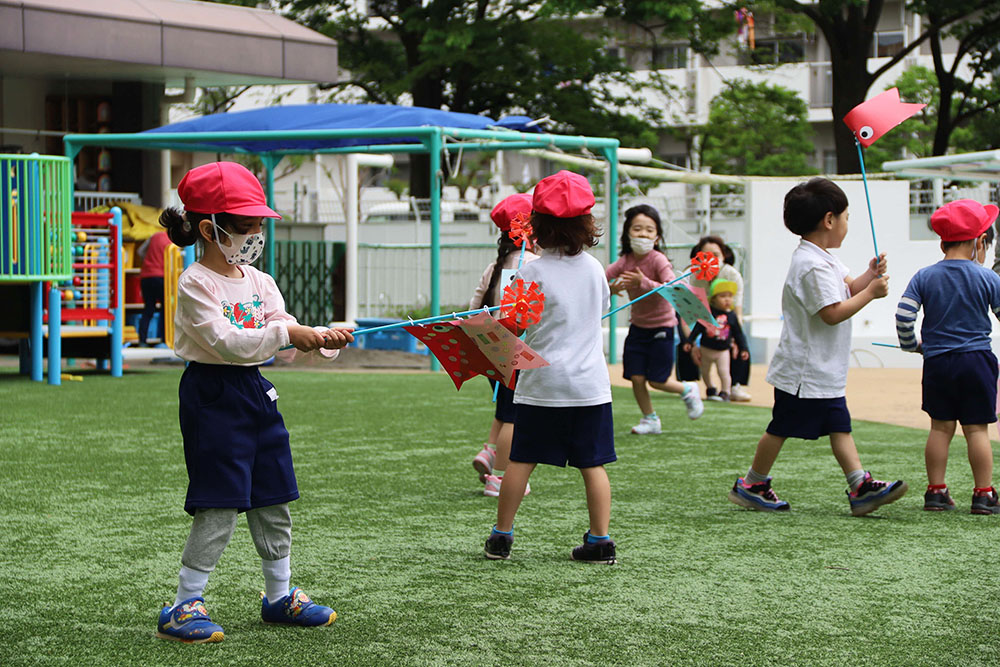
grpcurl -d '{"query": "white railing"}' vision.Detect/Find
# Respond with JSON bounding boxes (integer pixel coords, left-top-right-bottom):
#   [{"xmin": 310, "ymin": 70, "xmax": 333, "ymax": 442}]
[{"xmin": 74, "ymin": 191, "xmax": 141, "ymax": 211}]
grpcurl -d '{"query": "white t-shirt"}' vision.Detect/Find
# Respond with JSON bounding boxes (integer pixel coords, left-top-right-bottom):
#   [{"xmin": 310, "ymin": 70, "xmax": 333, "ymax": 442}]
[
  {"xmin": 766, "ymin": 240, "xmax": 851, "ymax": 398},
  {"xmin": 513, "ymin": 249, "xmax": 612, "ymax": 407},
  {"xmin": 174, "ymin": 262, "xmax": 337, "ymax": 366}
]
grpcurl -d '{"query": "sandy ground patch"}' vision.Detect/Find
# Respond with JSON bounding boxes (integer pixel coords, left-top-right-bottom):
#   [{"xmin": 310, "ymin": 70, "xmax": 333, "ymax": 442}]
[{"xmin": 608, "ymin": 363, "xmax": 932, "ymax": 432}]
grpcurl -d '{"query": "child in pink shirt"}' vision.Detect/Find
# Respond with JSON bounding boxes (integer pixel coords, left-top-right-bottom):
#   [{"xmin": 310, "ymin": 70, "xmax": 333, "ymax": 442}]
[{"xmin": 606, "ymin": 205, "xmax": 704, "ymax": 434}]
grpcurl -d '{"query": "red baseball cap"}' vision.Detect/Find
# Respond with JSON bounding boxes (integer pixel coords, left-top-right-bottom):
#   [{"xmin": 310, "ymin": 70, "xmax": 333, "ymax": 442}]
[
  {"xmin": 532, "ymin": 170, "xmax": 595, "ymax": 218},
  {"xmin": 930, "ymin": 199, "xmax": 998, "ymax": 242},
  {"xmin": 490, "ymin": 193, "xmax": 533, "ymax": 231},
  {"xmin": 177, "ymin": 162, "xmax": 281, "ymax": 219}
]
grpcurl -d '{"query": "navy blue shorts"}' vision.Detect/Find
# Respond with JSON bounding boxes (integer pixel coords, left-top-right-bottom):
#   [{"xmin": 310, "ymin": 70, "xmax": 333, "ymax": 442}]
[
  {"xmin": 178, "ymin": 362, "xmax": 299, "ymax": 515},
  {"xmin": 766, "ymin": 388, "xmax": 852, "ymax": 440},
  {"xmin": 510, "ymin": 403, "xmax": 616, "ymax": 468},
  {"xmin": 489, "ymin": 379, "xmax": 517, "ymax": 423},
  {"xmin": 922, "ymin": 349, "xmax": 998, "ymax": 425},
  {"xmin": 622, "ymin": 325, "xmax": 674, "ymax": 383}
]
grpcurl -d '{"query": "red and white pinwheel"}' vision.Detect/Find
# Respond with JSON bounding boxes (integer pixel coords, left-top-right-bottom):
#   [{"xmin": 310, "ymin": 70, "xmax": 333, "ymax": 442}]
[
  {"xmin": 691, "ymin": 251, "xmax": 720, "ymax": 282},
  {"xmin": 500, "ymin": 279, "xmax": 545, "ymax": 329},
  {"xmin": 508, "ymin": 214, "xmax": 533, "ymax": 249}
]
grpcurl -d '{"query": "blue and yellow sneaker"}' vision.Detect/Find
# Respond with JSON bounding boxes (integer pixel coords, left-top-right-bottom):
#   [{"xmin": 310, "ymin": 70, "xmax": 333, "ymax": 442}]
[
  {"xmin": 847, "ymin": 472, "xmax": 907, "ymax": 516},
  {"xmin": 260, "ymin": 587, "xmax": 337, "ymax": 627},
  {"xmin": 155, "ymin": 597, "xmax": 224, "ymax": 643}
]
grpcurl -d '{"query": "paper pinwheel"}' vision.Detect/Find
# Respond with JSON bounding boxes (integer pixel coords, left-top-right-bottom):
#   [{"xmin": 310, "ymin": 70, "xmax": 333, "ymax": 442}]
[
  {"xmin": 691, "ymin": 251, "xmax": 721, "ymax": 282},
  {"xmin": 509, "ymin": 214, "xmax": 533, "ymax": 249},
  {"xmin": 500, "ymin": 279, "xmax": 545, "ymax": 329},
  {"xmin": 843, "ymin": 88, "xmax": 925, "ymax": 148},
  {"xmin": 404, "ymin": 311, "xmax": 549, "ymax": 390}
]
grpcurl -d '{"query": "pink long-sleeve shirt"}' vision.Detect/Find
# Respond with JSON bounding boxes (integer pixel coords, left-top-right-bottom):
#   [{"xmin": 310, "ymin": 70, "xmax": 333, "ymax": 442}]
[
  {"xmin": 173, "ymin": 262, "xmax": 337, "ymax": 366},
  {"xmin": 605, "ymin": 250, "xmax": 678, "ymax": 328}
]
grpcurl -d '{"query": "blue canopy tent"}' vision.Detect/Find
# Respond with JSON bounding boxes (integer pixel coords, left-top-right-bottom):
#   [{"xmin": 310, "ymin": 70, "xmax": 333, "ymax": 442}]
[{"xmin": 63, "ymin": 104, "xmax": 624, "ymax": 362}]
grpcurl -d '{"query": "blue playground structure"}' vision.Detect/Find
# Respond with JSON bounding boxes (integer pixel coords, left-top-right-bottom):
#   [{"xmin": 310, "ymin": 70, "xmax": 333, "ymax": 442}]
[{"xmin": 0, "ymin": 153, "xmax": 123, "ymax": 384}]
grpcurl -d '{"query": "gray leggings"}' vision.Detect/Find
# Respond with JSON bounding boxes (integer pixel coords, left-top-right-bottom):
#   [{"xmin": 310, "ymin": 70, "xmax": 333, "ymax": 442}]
[{"xmin": 181, "ymin": 504, "xmax": 292, "ymax": 573}]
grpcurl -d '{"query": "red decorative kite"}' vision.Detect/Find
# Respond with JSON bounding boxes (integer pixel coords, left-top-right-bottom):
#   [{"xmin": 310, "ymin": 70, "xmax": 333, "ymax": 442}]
[
  {"xmin": 405, "ymin": 311, "xmax": 549, "ymax": 390},
  {"xmin": 843, "ymin": 88, "xmax": 925, "ymax": 148}
]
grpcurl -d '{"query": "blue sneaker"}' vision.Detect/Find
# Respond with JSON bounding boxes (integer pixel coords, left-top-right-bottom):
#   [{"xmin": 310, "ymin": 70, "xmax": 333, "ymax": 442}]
[
  {"xmin": 260, "ymin": 587, "xmax": 337, "ymax": 626},
  {"xmin": 155, "ymin": 597, "xmax": 224, "ymax": 643},
  {"xmin": 728, "ymin": 477, "xmax": 790, "ymax": 511},
  {"xmin": 847, "ymin": 472, "xmax": 907, "ymax": 516}
]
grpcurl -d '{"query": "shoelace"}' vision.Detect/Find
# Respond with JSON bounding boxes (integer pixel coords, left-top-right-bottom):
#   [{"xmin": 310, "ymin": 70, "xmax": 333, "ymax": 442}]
[{"xmin": 748, "ymin": 482, "xmax": 780, "ymax": 502}]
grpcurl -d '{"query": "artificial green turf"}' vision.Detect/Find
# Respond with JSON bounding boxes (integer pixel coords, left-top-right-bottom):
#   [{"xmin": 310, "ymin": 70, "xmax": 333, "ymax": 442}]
[{"xmin": 1, "ymin": 365, "xmax": 999, "ymax": 666}]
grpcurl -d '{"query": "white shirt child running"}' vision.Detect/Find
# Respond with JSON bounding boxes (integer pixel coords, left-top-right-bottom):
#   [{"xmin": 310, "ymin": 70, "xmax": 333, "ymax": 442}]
[{"xmin": 766, "ymin": 239, "xmax": 852, "ymax": 399}]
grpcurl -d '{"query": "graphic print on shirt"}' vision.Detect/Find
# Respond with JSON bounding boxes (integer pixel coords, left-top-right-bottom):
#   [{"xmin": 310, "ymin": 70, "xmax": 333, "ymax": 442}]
[
  {"xmin": 221, "ymin": 294, "xmax": 265, "ymax": 329},
  {"xmin": 710, "ymin": 313, "xmax": 729, "ymax": 340}
]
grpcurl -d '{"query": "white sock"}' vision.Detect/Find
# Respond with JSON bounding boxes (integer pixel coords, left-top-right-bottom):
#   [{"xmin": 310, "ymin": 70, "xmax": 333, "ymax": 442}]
[
  {"xmin": 174, "ymin": 566, "xmax": 211, "ymax": 609},
  {"xmin": 261, "ymin": 556, "xmax": 291, "ymax": 603}
]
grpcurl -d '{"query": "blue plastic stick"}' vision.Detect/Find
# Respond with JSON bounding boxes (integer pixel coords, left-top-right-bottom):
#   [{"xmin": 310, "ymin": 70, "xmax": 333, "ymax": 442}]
[
  {"xmin": 279, "ymin": 306, "xmax": 500, "ymax": 350},
  {"xmin": 603, "ymin": 269, "xmax": 694, "ymax": 319},
  {"xmin": 855, "ymin": 138, "xmax": 880, "ymax": 260},
  {"xmin": 871, "ymin": 342, "xmax": 900, "ymax": 348}
]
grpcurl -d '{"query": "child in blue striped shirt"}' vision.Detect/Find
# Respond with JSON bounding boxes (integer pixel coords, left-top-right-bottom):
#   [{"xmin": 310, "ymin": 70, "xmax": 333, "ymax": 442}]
[{"xmin": 897, "ymin": 199, "xmax": 1000, "ymax": 514}]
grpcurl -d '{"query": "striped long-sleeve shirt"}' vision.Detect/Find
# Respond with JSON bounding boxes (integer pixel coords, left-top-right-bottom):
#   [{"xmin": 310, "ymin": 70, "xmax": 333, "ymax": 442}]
[{"xmin": 896, "ymin": 260, "xmax": 1000, "ymax": 359}]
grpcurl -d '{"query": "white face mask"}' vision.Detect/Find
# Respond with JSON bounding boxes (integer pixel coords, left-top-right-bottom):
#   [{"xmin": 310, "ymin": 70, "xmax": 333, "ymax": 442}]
[
  {"xmin": 212, "ymin": 215, "xmax": 265, "ymax": 265},
  {"xmin": 629, "ymin": 235, "xmax": 656, "ymax": 255}
]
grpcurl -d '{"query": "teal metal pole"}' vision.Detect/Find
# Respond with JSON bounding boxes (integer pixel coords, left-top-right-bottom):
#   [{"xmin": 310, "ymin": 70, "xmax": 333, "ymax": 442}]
[
  {"xmin": 262, "ymin": 154, "xmax": 278, "ymax": 276},
  {"xmin": 855, "ymin": 139, "xmax": 880, "ymax": 261},
  {"xmin": 428, "ymin": 130, "xmax": 442, "ymax": 372},
  {"xmin": 110, "ymin": 207, "xmax": 123, "ymax": 377},
  {"xmin": 48, "ymin": 286, "xmax": 61, "ymax": 385},
  {"xmin": 604, "ymin": 144, "xmax": 620, "ymax": 364}
]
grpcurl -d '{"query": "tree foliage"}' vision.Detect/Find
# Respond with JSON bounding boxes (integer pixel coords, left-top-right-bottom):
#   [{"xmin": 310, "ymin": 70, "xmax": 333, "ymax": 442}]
[
  {"xmin": 700, "ymin": 80, "xmax": 816, "ymax": 176},
  {"xmin": 756, "ymin": 0, "xmax": 1000, "ymax": 173}
]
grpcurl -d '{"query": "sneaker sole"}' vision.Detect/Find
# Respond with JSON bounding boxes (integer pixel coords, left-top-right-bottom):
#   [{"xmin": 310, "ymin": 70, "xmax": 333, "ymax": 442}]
[
  {"xmin": 484, "ymin": 550, "xmax": 510, "ymax": 560},
  {"xmin": 851, "ymin": 481, "xmax": 908, "ymax": 516},
  {"xmin": 154, "ymin": 630, "xmax": 225, "ymax": 644},
  {"xmin": 923, "ymin": 503, "xmax": 956, "ymax": 511},
  {"xmin": 571, "ymin": 556, "xmax": 617, "ymax": 564},
  {"xmin": 630, "ymin": 428, "xmax": 662, "ymax": 435},
  {"xmin": 262, "ymin": 612, "xmax": 337, "ymax": 627},
  {"xmin": 727, "ymin": 489, "xmax": 790, "ymax": 511},
  {"xmin": 970, "ymin": 504, "xmax": 1000, "ymax": 515},
  {"xmin": 472, "ymin": 459, "xmax": 492, "ymax": 484}
]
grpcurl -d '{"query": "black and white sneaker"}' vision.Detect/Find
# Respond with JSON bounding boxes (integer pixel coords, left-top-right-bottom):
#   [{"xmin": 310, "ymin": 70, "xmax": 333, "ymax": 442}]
[
  {"xmin": 571, "ymin": 532, "xmax": 616, "ymax": 564},
  {"xmin": 923, "ymin": 487, "xmax": 955, "ymax": 511},
  {"xmin": 484, "ymin": 532, "xmax": 513, "ymax": 560},
  {"xmin": 971, "ymin": 488, "xmax": 1000, "ymax": 515}
]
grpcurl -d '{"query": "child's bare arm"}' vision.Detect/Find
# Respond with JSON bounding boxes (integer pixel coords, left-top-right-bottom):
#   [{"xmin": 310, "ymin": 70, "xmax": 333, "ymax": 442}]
[{"xmin": 818, "ymin": 274, "xmax": 889, "ymax": 325}]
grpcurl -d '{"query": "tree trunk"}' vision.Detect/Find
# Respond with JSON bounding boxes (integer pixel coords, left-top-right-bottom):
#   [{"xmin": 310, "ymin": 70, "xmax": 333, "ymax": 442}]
[{"xmin": 408, "ymin": 72, "xmax": 444, "ymax": 198}]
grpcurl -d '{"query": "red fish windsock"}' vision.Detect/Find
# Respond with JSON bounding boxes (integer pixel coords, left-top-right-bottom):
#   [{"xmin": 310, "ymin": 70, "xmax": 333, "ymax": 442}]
[{"xmin": 843, "ymin": 87, "xmax": 925, "ymax": 148}]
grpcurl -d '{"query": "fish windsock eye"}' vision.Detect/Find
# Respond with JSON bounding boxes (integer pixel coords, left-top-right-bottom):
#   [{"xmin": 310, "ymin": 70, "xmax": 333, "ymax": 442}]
[{"xmin": 858, "ymin": 125, "xmax": 874, "ymax": 140}]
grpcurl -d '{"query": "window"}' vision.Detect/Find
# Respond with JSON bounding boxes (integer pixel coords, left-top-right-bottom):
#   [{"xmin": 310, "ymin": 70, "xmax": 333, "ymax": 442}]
[
  {"xmin": 810, "ymin": 63, "xmax": 832, "ymax": 108},
  {"xmin": 875, "ymin": 31, "xmax": 904, "ymax": 57},
  {"xmin": 822, "ymin": 150, "xmax": 837, "ymax": 175},
  {"xmin": 651, "ymin": 45, "xmax": 687, "ymax": 70},
  {"xmin": 744, "ymin": 39, "xmax": 805, "ymax": 65},
  {"xmin": 661, "ymin": 153, "xmax": 688, "ymax": 169},
  {"xmin": 605, "ymin": 46, "xmax": 624, "ymax": 62}
]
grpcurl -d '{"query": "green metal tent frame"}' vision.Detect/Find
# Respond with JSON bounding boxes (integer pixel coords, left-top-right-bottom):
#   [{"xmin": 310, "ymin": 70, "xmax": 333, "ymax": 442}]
[{"xmin": 63, "ymin": 125, "xmax": 623, "ymax": 359}]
